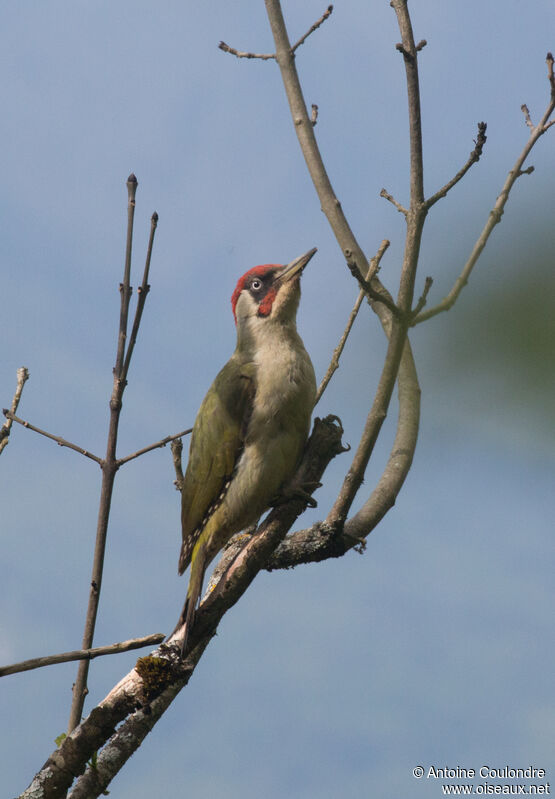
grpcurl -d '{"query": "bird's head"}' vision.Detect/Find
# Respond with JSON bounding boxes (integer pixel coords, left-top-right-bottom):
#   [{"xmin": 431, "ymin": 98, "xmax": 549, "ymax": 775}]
[{"xmin": 231, "ymin": 248, "xmax": 317, "ymax": 331}]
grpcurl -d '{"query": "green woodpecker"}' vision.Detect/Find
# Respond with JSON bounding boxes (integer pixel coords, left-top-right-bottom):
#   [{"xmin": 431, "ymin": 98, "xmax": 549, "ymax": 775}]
[{"xmin": 178, "ymin": 248, "xmax": 317, "ymax": 651}]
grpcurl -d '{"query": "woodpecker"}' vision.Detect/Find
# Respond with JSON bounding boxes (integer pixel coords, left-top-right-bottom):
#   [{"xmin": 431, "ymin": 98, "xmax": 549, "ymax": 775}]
[{"xmin": 178, "ymin": 248, "xmax": 317, "ymax": 651}]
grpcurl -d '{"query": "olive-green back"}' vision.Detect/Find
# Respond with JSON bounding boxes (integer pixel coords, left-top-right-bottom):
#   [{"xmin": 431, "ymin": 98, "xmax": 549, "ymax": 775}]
[{"xmin": 179, "ymin": 357, "xmax": 255, "ymax": 573}]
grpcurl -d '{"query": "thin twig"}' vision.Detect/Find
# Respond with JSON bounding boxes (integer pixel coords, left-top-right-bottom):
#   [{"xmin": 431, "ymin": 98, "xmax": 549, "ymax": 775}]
[
  {"xmin": 521, "ymin": 103, "xmax": 534, "ymax": 129},
  {"xmin": 367, "ymin": 238, "xmax": 391, "ymax": 281},
  {"xmin": 291, "ymin": 5, "xmax": 333, "ymax": 53},
  {"xmin": 117, "ymin": 428, "xmax": 192, "ymax": 467},
  {"xmin": 171, "ymin": 437, "xmax": 185, "ymax": 491},
  {"xmin": 425, "ymin": 122, "xmax": 487, "ymax": 209},
  {"xmin": 269, "ymin": 332, "xmax": 421, "ymax": 568},
  {"xmin": 0, "ymin": 367, "xmax": 29, "ymax": 455},
  {"xmin": 219, "ymin": 4, "xmax": 335, "ymax": 64},
  {"xmin": 413, "ymin": 55, "xmax": 555, "ymax": 325},
  {"xmin": 0, "ymin": 634, "xmax": 165, "ymax": 678},
  {"xmin": 2, "ymin": 410, "xmax": 103, "ymax": 465},
  {"xmin": 315, "ymin": 240, "xmax": 390, "ymax": 405},
  {"xmin": 121, "ymin": 211, "xmax": 158, "ymax": 383},
  {"xmin": 547, "ymin": 51, "xmax": 555, "ymax": 100},
  {"xmin": 114, "ymin": 174, "xmax": 137, "ymax": 386},
  {"xmin": 343, "ymin": 248, "xmax": 400, "ymax": 317},
  {"xmin": 410, "ymin": 276, "xmax": 433, "ymax": 318},
  {"xmin": 380, "ymin": 187, "xmax": 408, "ymax": 215},
  {"xmin": 67, "ymin": 174, "xmax": 139, "ymax": 734},
  {"xmin": 219, "ymin": 41, "xmax": 275, "ymax": 60}
]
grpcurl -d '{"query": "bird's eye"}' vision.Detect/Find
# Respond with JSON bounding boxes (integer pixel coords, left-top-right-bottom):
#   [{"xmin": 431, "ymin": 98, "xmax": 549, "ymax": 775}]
[{"xmin": 251, "ymin": 279, "xmax": 262, "ymax": 291}]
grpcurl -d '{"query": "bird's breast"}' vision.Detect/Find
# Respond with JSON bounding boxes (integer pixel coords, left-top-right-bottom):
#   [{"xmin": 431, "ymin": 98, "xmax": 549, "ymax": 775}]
[{"xmin": 251, "ymin": 333, "xmax": 316, "ymax": 434}]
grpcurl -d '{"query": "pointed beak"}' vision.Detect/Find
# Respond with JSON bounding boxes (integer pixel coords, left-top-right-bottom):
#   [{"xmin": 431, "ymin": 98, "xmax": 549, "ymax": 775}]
[{"xmin": 276, "ymin": 247, "xmax": 317, "ymax": 283}]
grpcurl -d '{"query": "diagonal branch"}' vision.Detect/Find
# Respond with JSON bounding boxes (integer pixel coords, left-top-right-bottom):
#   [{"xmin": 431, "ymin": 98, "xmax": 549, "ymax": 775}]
[
  {"xmin": 219, "ymin": 5, "xmax": 333, "ymax": 62},
  {"xmin": 0, "ymin": 634, "xmax": 165, "ymax": 677},
  {"xmin": 411, "ymin": 275, "xmax": 433, "ymax": 319},
  {"xmin": 425, "ymin": 121, "xmax": 487, "ymax": 209},
  {"xmin": 268, "ymin": 275, "xmax": 421, "ymax": 570},
  {"xmin": 2, "ymin": 410, "xmax": 103, "ymax": 465},
  {"xmin": 21, "ymin": 417, "xmax": 346, "ymax": 799},
  {"xmin": 380, "ymin": 187, "xmax": 408, "ymax": 216},
  {"xmin": 315, "ymin": 239, "xmax": 390, "ymax": 405},
  {"xmin": 413, "ymin": 54, "xmax": 555, "ymax": 325},
  {"xmin": 291, "ymin": 5, "xmax": 333, "ymax": 53},
  {"xmin": 117, "ymin": 427, "xmax": 192, "ymax": 467},
  {"xmin": 121, "ymin": 211, "xmax": 158, "ymax": 383}
]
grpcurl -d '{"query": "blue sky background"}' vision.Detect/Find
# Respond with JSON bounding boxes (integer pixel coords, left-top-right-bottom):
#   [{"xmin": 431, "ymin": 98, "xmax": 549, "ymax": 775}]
[{"xmin": 1, "ymin": 2, "xmax": 554, "ymax": 796}]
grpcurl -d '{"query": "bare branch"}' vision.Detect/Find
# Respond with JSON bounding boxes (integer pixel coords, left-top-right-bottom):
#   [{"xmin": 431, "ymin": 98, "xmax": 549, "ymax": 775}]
[
  {"xmin": 2, "ymin": 410, "xmax": 103, "ymax": 465},
  {"xmin": 521, "ymin": 103, "xmax": 534, "ymax": 129},
  {"xmin": 367, "ymin": 237, "xmax": 391, "ymax": 281},
  {"xmin": 113, "ymin": 173, "xmax": 137, "ymax": 384},
  {"xmin": 291, "ymin": 5, "xmax": 333, "ymax": 53},
  {"xmin": 22, "ymin": 418, "xmax": 346, "ymax": 799},
  {"xmin": 343, "ymin": 248, "xmax": 400, "ymax": 318},
  {"xmin": 171, "ymin": 437, "xmax": 185, "ymax": 491},
  {"xmin": 390, "ymin": 0, "xmax": 427, "ymax": 319},
  {"xmin": 264, "ymin": 0, "xmax": 369, "ymax": 280},
  {"xmin": 121, "ymin": 211, "xmax": 158, "ymax": 383},
  {"xmin": 315, "ymin": 240, "xmax": 390, "ymax": 405},
  {"xmin": 268, "ymin": 337, "xmax": 420, "ymax": 568},
  {"xmin": 380, "ymin": 187, "xmax": 408, "ymax": 216},
  {"xmin": 391, "ymin": 2, "xmax": 424, "ymax": 210},
  {"xmin": 425, "ymin": 122, "xmax": 488, "ymax": 209},
  {"xmin": 414, "ymin": 56, "xmax": 555, "ymax": 325},
  {"xmin": 68, "ymin": 174, "xmax": 142, "ymax": 733},
  {"xmin": 117, "ymin": 427, "xmax": 192, "ymax": 467},
  {"xmin": 0, "ymin": 634, "xmax": 165, "ymax": 678},
  {"xmin": 547, "ymin": 51, "xmax": 555, "ymax": 101},
  {"xmin": 411, "ymin": 275, "xmax": 433, "ymax": 318},
  {"xmin": 0, "ymin": 367, "xmax": 29, "ymax": 455},
  {"xmin": 218, "ymin": 41, "xmax": 275, "ymax": 60},
  {"xmin": 263, "ymin": 0, "xmax": 419, "ymax": 533}
]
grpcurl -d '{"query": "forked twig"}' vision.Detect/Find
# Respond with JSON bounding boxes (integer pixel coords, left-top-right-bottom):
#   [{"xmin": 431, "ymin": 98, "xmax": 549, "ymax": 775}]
[
  {"xmin": 413, "ymin": 53, "xmax": 555, "ymax": 325},
  {"xmin": 68, "ymin": 175, "xmax": 157, "ymax": 734},
  {"xmin": 3, "ymin": 407, "xmax": 189, "ymax": 470},
  {"xmin": 122, "ymin": 211, "xmax": 159, "ymax": 382},
  {"xmin": 219, "ymin": 5, "xmax": 333, "ymax": 61}
]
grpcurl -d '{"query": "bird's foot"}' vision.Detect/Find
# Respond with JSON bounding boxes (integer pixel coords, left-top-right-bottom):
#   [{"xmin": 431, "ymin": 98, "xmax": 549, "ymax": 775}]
[{"xmin": 270, "ymin": 480, "xmax": 322, "ymax": 509}]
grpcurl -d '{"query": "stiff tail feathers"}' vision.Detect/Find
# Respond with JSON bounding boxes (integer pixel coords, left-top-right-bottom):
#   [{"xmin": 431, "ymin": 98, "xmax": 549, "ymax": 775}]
[{"xmin": 179, "ymin": 546, "xmax": 207, "ymax": 658}]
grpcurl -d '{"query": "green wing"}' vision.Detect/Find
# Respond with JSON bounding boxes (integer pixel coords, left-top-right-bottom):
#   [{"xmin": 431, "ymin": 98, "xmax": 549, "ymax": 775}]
[{"xmin": 179, "ymin": 356, "xmax": 255, "ymax": 574}]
